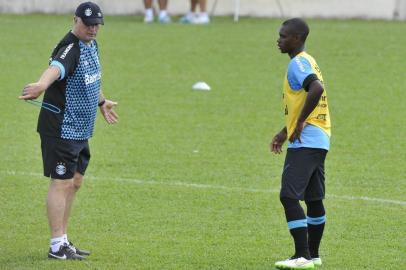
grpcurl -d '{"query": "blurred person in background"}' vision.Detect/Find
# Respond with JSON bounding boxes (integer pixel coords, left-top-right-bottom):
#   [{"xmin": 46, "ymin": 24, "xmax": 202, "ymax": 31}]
[
  {"xmin": 143, "ymin": 0, "xmax": 171, "ymax": 23},
  {"xmin": 179, "ymin": 0, "xmax": 210, "ymax": 24}
]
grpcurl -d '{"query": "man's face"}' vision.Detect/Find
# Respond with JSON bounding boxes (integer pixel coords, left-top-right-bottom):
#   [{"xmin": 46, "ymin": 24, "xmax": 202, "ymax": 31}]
[
  {"xmin": 74, "ymin": 17, "xmax": 100, "ymax": 43},
  {"xmin": 277, "ymin": 25, "xmax": 298, "ymax": 54}
]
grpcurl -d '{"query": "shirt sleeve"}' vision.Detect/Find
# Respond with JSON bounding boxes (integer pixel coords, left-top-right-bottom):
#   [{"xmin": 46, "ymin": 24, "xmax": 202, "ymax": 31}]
[
  {"xmin": 287, "ymin": 56, "xmax": 316, "ymax": 91},
  {"xmin": 49, "ymin": 43, "xmax": 79, "ymax": 81}
]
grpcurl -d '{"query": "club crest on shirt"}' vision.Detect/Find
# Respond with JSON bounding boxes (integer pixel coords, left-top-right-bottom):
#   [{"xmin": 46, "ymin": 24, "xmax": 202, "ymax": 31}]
[{"xmin": 55, "ymin": 162, "xmax": 66, "ymax": 175}]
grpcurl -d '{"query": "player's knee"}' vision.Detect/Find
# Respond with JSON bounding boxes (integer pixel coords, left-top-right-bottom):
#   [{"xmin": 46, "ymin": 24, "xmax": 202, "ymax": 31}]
[
  {"xmin": 72, "ymin": 181, "xmax": 82, "ymax": 191},
  {"xmin": 280, "ymin": 196, "xmax": 306, "ymax": 221},
  {"xmin": 305, "ymin": 200, "xmax": 325, "ymax": 217},
  {"xmin": 280, "ymin": 196, "xmax": 299, "ymax": 210},
  {"xmin": 73, "ymin": 173, "xmax": 84, "ymax": 191}
]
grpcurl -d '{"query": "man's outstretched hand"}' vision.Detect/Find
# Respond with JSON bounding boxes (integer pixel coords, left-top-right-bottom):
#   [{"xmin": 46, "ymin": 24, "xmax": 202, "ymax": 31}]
[{"xmin": 100, "ymin": 100, "xmax": 119, "ymax": 124}]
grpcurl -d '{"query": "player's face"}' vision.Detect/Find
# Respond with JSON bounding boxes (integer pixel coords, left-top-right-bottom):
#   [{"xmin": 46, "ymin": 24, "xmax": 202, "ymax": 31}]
[
  {"xmin": 74, "ymin": 17, "xmax": 100, "ymax": 43},
  {"xmin": 277, "ymin": 25, "xmax": 297, "ymax": 54}
]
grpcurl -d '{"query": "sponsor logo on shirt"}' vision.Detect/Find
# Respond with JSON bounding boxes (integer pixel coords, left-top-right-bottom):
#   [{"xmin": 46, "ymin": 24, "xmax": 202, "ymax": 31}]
[
  {"xmin": 60, "ymin": 43, "xmax": 74, "ymax": 60},
  {"xmin": 85, "ymin": 72, "xmax": 101, "ymax": 85}
]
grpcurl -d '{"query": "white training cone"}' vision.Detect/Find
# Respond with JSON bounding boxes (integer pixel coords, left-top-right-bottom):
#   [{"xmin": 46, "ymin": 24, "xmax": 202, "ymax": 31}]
[{"xmin": 192, "ymin": 82, "xmax": 211, "ymax": 91}]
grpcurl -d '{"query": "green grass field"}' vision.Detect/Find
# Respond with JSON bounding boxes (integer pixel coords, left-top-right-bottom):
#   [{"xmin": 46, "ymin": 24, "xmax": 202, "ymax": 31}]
[{"xmin": 0, "ymin": 14, "xmax": 405, "ymax": 269}]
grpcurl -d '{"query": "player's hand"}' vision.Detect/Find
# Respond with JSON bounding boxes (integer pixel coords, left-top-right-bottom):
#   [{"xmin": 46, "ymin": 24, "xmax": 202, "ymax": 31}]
[
  {"xmin": 289, "ymin": 121, "xmax": 306, "ymax": 143},
  {"xmin": 270, "ymin": 130, "xmax": 287, "ymax": 154},
  {"xmin": 19, "ymin": 82, "xmax": 45, "ymax": 100},
  {"xmin": 100, "ymin": 99, "xmax": 119, "ymax": 124}
]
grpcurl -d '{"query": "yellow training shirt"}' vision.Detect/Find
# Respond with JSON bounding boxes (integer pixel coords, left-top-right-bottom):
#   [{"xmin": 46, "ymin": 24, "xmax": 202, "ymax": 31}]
[{"xmin": 283, "ymin": 51, "xmax": 331, "ymax": 142}]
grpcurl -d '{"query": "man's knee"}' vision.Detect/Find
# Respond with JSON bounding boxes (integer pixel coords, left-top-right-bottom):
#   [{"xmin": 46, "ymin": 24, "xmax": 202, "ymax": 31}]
[
  {"xmin": 280, "ymin": 196, "xmax": 306, "ymax": 221},
  {"xmin": 50, "ymin": 178, "xmax": 74, "ymax": 190},
  {"xmin": 73, "ymin": 172, "xmax": 84, "ymax": 191},
  {"xmin": 280, "ymin": 196, "xmax": 299, "ymax": 209},
  {"xmin": 305, "ymin": 200, "xmax": 325, "ymax": 217}
]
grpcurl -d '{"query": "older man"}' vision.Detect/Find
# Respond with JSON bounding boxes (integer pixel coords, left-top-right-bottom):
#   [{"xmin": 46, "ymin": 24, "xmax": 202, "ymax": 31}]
[{"xmin": 19, "ymin": 2, "xmax": 118, "ymax": 260}]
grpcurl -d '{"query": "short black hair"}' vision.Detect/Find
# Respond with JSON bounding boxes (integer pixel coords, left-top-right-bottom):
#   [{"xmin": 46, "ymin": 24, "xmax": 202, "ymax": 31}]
[{"xmin": 282, "ymin": 18, "xmax": 310, "ymax": 42}]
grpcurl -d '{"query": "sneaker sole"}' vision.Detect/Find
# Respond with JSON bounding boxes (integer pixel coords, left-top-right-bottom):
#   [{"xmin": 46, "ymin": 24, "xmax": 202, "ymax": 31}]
[
  {"xmin": 275, "ymin": 264, "xmax": 315, "ymax": 270},
  {"xmin": 312, "ymin": 259, "xmax": 322, "ymax": 266}
]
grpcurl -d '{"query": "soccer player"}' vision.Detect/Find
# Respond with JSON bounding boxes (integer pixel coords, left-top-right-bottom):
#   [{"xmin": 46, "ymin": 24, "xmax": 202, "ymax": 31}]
[
  {"xmin": 19, "ymin": 2, "xmax": 118, "ymax": 260},
  {"xmin": 270, "ymin": 18, "xmax": 331, "ymax": 270}
]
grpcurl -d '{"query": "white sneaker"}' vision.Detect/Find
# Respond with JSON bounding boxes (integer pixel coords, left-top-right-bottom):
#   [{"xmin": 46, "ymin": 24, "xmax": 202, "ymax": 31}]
[
  {"xmin": 275, "ymin": 257, "xmax": 315, "ymax": 269},
  {"xmin": 312, "ymin": 257, "xmax": 322, "ymax": 266},
  {"xmin": 179, "ymin": 13, "xmax": 195, "ymax": 24},
  {"xmin": 144, "ymin": 15, "xmax": 154, "ymax": 23},
  {"xmin": 158, "ymin": 14, "xmax": 171, "ymax": 23},
  {"xmin": 192, "ymin": 14, "xmax": 210, "ymax": 24},
  {"xmin": 144, "ymin": 8, "xmax": 154, "ymax": 23}
]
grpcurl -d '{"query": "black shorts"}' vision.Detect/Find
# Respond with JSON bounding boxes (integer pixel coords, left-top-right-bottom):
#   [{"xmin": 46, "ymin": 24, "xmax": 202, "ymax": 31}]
[
  {"xmin": 280, "ymin": 147, "xmax": 327, "ymax": 201},
  {"xmin": 40, "ymin": 135, "xmax": 91, "ymax": 180}
]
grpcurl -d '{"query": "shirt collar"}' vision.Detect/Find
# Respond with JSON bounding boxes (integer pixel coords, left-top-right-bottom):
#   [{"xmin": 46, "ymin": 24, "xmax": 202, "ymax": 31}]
[{"xmin": 79, "ymin": 40, "xmax": 95, "ymax": 50}]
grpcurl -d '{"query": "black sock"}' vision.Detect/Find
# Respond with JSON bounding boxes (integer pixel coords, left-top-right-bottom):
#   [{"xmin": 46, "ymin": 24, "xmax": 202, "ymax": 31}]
[
  {"xmin": 290, "ymin": 227, "xmax": 310, "ymax": 259},
  {"xmin": 280, "ymin": 197, "xmax": 311, "ymax": 259},
  {"xmin": 308, "ymin": 223, "xmax": 325, "ymax": 258},
  {"xmin": 305, "ymin": 200, "xmax": 326, "ymax": 258}
]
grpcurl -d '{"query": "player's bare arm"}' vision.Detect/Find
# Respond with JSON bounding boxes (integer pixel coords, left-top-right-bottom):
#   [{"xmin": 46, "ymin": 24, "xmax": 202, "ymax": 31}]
[
  {"xmin": 289, "ymin": 80, "xmax": 324, "ymax": 143},
  {"xmin": 19, "ymin": 66, "xmax": 60, "ymax": 100}
]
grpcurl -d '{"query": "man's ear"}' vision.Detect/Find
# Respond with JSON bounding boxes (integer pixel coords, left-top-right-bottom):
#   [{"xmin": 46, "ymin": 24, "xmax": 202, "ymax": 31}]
[{"xmin": 293, "ymin": 34, "xmax": 301, "ymax": 42}]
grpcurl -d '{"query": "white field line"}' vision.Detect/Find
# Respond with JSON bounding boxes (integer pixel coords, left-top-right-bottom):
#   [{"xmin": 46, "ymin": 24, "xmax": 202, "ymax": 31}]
[{"xmin": 2, "ymin": 170, "xmax": 406, "ymax": 207}]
